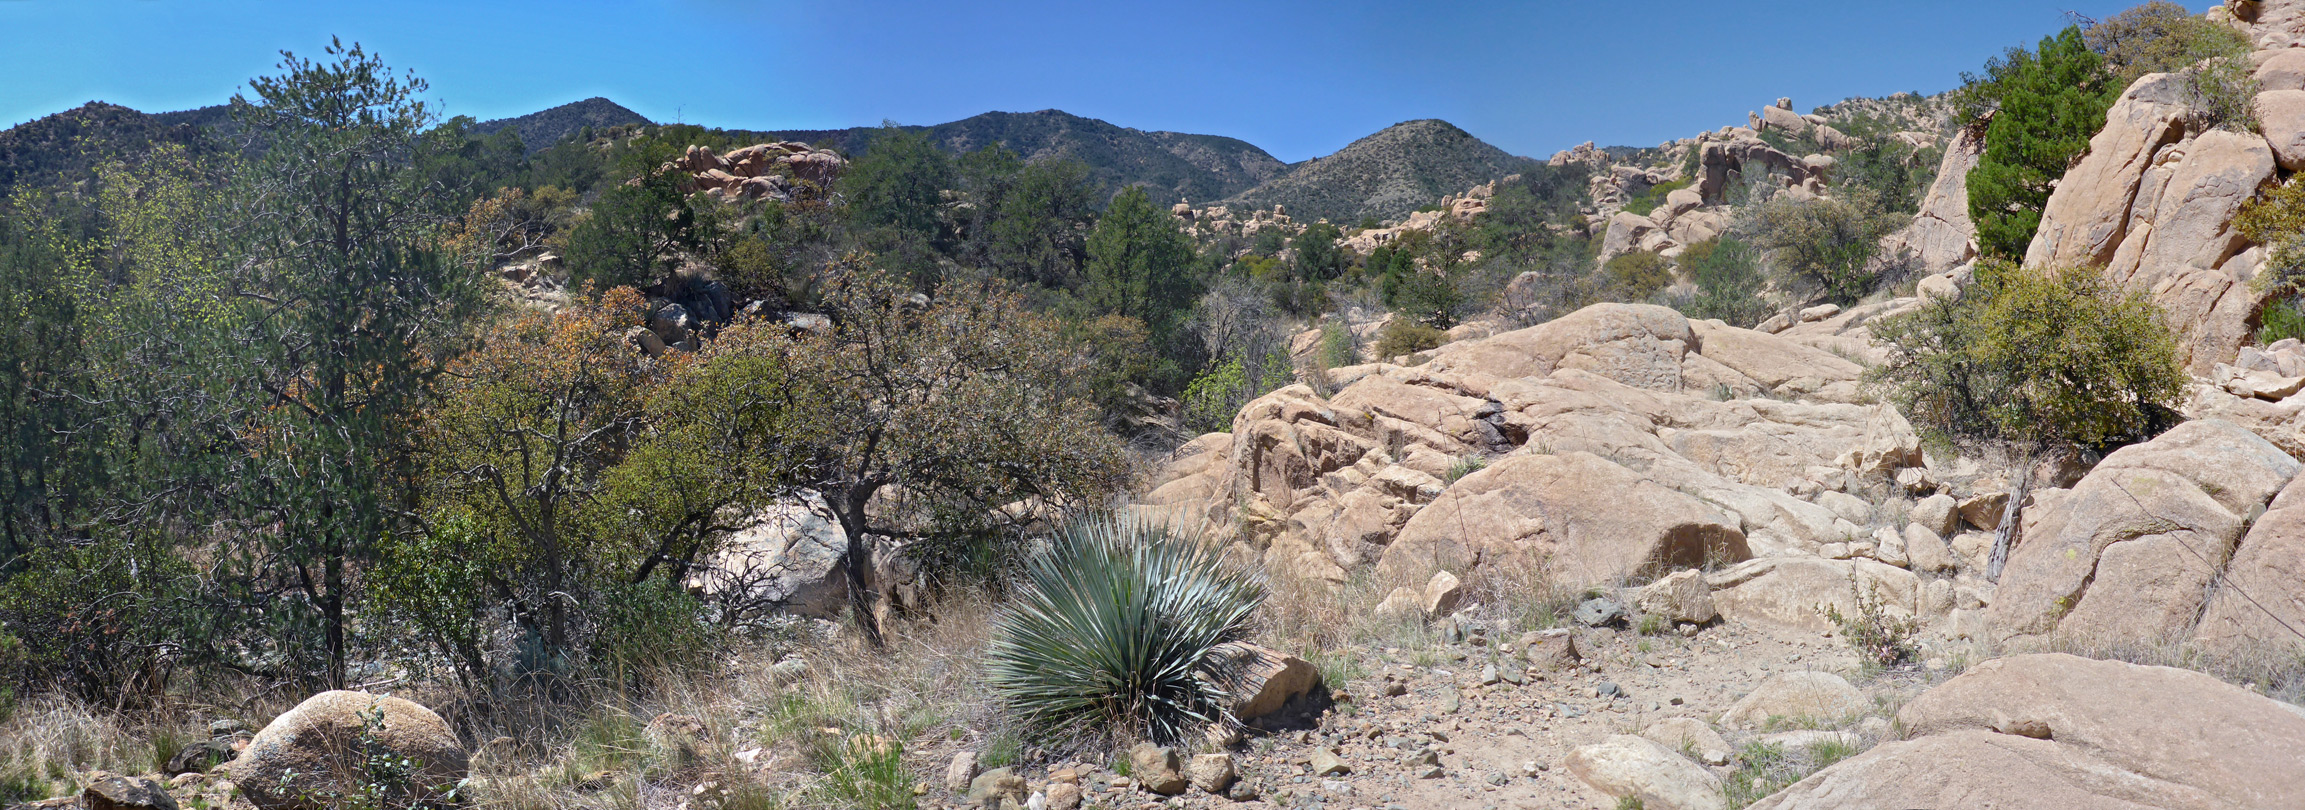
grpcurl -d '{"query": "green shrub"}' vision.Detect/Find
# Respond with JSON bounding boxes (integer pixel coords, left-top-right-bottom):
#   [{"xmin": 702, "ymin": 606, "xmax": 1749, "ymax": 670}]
[
  {"xmin": 2261, "ymin": 298, "xmax": 2305, "ymax": 346},
  {"xmin": 1319, "ymin": 323, "xmax": 1359, "ymax": 368},
  {"xmin": 1181, "ymin": 347, "xmax": 1294, "ymax": 434},
  {"xmin": 1680, "ymin": 237, "xmax": 1771, "ymax": 326},
  {"xmin": 2086, "ymin": 2, "xmax": 2253, "ymax": 84},
  {"xmin": 1374, "ymin": 318, "xmax": 1446, "ymax": 359},
  {"xmin": 1749, "ymin": 190, "xmax": 1905, "ymax": 305},
  {"xmin": 1622, "ymin": 179, "xmax": 1693, "ymax": 217},
  {"xmin": 1824, "ymin": 583, "xmax": 1921, "ymax": 671},
  {"xmin": 1601, "ymin": 250, "xmax": 1674, "ymax": 301},
  {"xmin": 985, "ymin": 514, "xmax": 1265, "ymax": 747},
  {"xmin": 1443, "ymin": 454, "xmax": 1487, "ymax": 484}
]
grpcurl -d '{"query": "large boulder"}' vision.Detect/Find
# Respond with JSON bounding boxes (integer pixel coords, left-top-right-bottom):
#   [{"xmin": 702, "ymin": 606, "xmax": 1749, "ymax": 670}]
[
  {"xmin": 1750, "ymin": 654, "xmax": 2305, "ymax": 809},
  {"xmin": 1214, "ymin": 642, "xmax": 1321, "ymax": 721},
  {"xmin": 1378, "ymin": 451, "xmax": 1748, "ymax": 588},
  {"xmin": 688, "ymin": 498, "xmax": 849, "ymax": 618},
  {"xmin": 1564, "ymin": 735, "xmax": 1726, "ymax": 810},
  {"xmin": 1988, "ymin": 419, "xmax": 2300, "ymax": 644},
  {"xmin": 1878, "ymin": 124, "xmax": 1984, "ymax": 275},
  {"xmin": 1425, "ymin": 303, "xmax": 1695, "ymax": 390},
  {"xmin": 2192, "ymin": 471, "xmax": 2305, "ymax": 653},
  {"xmin": 1716, "ymin": 671, "xmax": 1867, "ymax": 730},
  {"xmin": 2027, "ymin": 72, "xmax": 2278, "ymax": 372},
  {"xmin": 229, "ymin": 691, "xmax": 468, "ymax": 810},
  {"xmin": 1708, "ymin": 557, "xmax": 1917, "ymax": 633}
]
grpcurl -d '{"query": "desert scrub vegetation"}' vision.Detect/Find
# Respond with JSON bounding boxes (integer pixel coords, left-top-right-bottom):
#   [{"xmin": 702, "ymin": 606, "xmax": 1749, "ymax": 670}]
[{"xmin": 985, "ymin": 514, "xmax": 1264, "ymax": 748}]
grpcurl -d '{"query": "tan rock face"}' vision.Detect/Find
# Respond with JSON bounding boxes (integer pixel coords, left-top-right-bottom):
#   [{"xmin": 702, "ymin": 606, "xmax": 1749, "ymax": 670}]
[
  {"xmin": 2026, "ymin": 71, "xmax": 2278, "ymax": 373},
  {"xmin": 1378, "ymin": 452, "xmax": 1748, "ymax": 589},
  {"xmin": 1564, "ymin": 735, "xmax": 1726, "ymax": 810},
  {"xmin": 1708, "ymin": 557, "xmax": 1917, "ymax": 633},
  {"xmin": 1215, "ymin": 642, "xmax": 1320, "ymax": 722},
  {"xmin": 2192, "ymin": 473, "xmax": 2305, "ymax": 652},
  {"xmin": 1426, "ymin": 303, "xmax": 1695, "ymax": 390},
  {"xmin": 229, "ymin": 691, "xmax": 468, "ymax": 810},
  {"xmin": 1989, "ymin": 419, "xmax": 2301, "ymax": 644},
  {"xmin": 1879, "ymin": 125, "xmax": 1984, "ymax": 275},
  {"xmin": 1715, "ymin": 671, "xmax": 1866, "ymax": 730},
  {"xmin": 1754, "ymin": 654, "xmax": 2305, "ymax": 810}
]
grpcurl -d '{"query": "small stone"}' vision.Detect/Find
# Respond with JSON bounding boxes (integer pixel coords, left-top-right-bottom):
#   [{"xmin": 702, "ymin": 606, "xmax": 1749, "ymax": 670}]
[
  {"xmin": 1574, "ymin": 598, "xmax": 1628, "ymax": 627},
  {"xmin": 1187, "ymin": 753, "xmax": 1238, "ymax": 794},
  {"xmin": 946, "ymin": 751, "xmax": 980, "ymax": 793},
  {"xmin": 1417, "ymin": 766, "xmax": 1445, "ymax": 779},
  {"xmin": 1309, "ymin": 748, "xmax": 1351, "ymax": 776},
  {"xmin": 968, "ymin": 768, "xmax": 1028, "ymax": 806},
  {"xmin": 1045, "ymin": 782, "xmax": 1082, "ymax": 810},
  {"xmin": 1479, "ymin": 664, "xmax": 1501, "ymax": 685},
  {"xmin": 1596, "ymin": 682, "xmax": 1622, "ymax": 698},
  {"xmin": 85, "ymin": 775, "xmax": 176, "ymax": 810}
]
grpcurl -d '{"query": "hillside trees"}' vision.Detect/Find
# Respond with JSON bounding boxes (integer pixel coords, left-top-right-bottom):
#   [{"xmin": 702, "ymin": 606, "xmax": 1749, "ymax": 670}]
[
  {"xmin": 1964, "ymin": 27, "xmax": 2121, "ymax": 259},
  {"xmin": 220, "ymin": 39, "xmax": 493, "ymax": 687},
  {"xmin": 773, "ymin": 262, "xmax": 1129, "ymax": 645},
  {"xmin": 957, "ymin": 145, "xmax": 1101, "ymax": 290},
  {"xmin": 1871, "ymin": 261, "xmax": 2184, "ymax": 579},
  {"xmin": 564, "ymin": 137, "xmax": 711, "ymax": 289},
  {"xmin": 1747, "ymin": 188, "xmax": 1908, "ymax": 305}
]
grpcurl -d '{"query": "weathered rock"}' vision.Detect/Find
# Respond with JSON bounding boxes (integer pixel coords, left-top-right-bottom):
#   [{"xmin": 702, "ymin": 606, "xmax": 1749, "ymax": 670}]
[
  {"xmin": 1212, "ymin": 642, "xmax": 1321, "ymax": 721},
  {"xmin": 1565, "ymin": 735, "xmax": 1726, "ymax": 810},
  {"xmin": 1307, "ymin": 748, "xmax": 1351, "ymax": 776},
  {"xmin": 689, "ymin": 498, "xmax": 850, "ymax": 618},
  {"xmin": 1521, "ymin": 629, "xmax": 1581, "ymax": 671},
  {"xmin": 2193, "ymin": 472, "xmax": 2305, "ymax": 653},
  {"xmin": 1381, "ymin": 452, "xmax": 1747, "ymax": 588},
  {"xmin": 1574, "ymin": 597, "xmax": 1628, "ymax": 627},
  {"xmin": 1128, "ymin": 744, "xmax": 1187, "ymax": 795},
  {"xmin": 1640, "ymin": 717, "xmax": 1732, "ymax": 765},
  {"xmin": 968, "ymin": 767, "xmax": 1027, "ymax": 805},
  {"xmin": 83, "ymin": 776, "xmax": 174, "ymax": 810},
  {"xmin": 1755, "ymin": 653, "xmax": 2305, "ymax": 809},
  {"xmin": 1908, "ymin": 493, "xmax": 1959, "ymax": 537},
  {"xmin": 164, "ymin": 740, "xmax": 233, "ymax": 776},
  {"xmin": 1426, "ymin": 303, "xmax": 1695, "ymax": 390},
  {"xmin": 2260, "ymin": 89, "xmax": 2305, "ymax": 171},
  {"xmin": 1902, "ymin": 524, "xmax": 1957, "ymax": 574},
  {"xmin": 1880, "ymin": 126, "xmax": 1984, "ymax": 275},
  {"xmin": 1709, "ymin": 557, "xmax": 1917, "ymax": 633},
  {"xmin": 1716, "ymin": 671, "xmax": 1867, "ymax": 730},
  {"xmin": 1687, "ymin": 320, "xmax": 1863, "ymax": 390},
  {"xmin": 1637, "ymin": 570, "xmax": 1717, "ymax": 624},
  {"xmin": 229, "ymin": 691, "xmax": 468, "ymax": 810},
  {"xmin": 2028, "ymin": 72, "xmax": 2279, "ymax": 372},
  {"xmin": 1186, "ymin": 753, "xmax": 1237, "ymax": 794},
  {"xmin": 945, "ymin": 751, "xmax": 979, "ymax": 794},
  {"xmin": 1989, "ymin": 419, "xmax": 2301, "ymax": 644}
]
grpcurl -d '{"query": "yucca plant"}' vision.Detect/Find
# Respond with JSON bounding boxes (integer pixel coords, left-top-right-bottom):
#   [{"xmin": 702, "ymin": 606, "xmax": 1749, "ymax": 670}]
[{"xmin": 985, "ymin": 513, "xmax": 1265, "ymax": 746}]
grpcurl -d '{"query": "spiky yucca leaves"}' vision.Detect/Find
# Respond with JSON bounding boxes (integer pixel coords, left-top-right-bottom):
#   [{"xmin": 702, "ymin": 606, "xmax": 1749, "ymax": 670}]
[{"xmin": 986, "ymin": 514, "xmax": 1265, "ymax": 747}]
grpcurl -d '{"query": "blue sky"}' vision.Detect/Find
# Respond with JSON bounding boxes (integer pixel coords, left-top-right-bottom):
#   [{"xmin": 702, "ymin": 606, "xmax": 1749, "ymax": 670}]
[{"xmin": 0, "ymin": 0, "xmax": 2221, "ymax": 162}]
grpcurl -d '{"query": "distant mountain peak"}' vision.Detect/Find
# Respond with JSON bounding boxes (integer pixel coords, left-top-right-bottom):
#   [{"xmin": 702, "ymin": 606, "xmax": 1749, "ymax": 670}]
[
  {"xmin": 1224, "ymin": 118, "xmax": 1536, "ymax": 222},
  {"xmin": 472, "ymin": 98, "xmax": 652, "ymax": 153}
]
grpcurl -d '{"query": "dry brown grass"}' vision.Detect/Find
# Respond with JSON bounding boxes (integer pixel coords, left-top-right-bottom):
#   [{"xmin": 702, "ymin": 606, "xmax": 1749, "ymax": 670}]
[
  {"xmin": 2016, "ymin": 632, "xmax": 2305, "ymax": 707},
  {"xmin": 0, "ymin": 694, "xmax": 214, "ymax": 804}
]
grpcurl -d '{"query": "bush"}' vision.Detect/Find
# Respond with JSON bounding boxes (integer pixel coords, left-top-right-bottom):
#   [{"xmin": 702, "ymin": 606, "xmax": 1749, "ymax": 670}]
[
  {"xmin": 2238, "ymin": 176, "xmax": 2305, "ymax": 303},
  {"xmin": 986, "ymin": 514, "xmax": 1264, "ymax": 747},
  {"xmin": 1374, "ymin": 318, "xmax": 1446, "ymax": 359},
  {"xmin": 1600, "ymin": 250, "xmax": 1674, "ymax": 301},
  {"xmin": 1824, "ymin": 583, "xmax": 1921, "ymax": 671},
  {"xmin": 1680, "ymin": 237, "xmax": 1772, "ymax": 326},
  {"xmin": 1180, "ymin": 347, "xmax": 1294, "ymax": 434},
  {"xmin": 1621, "ymin": 179, "xmax": 1692, "ymax": 217},
  {"xmin": 2261, "ymin": 298, "xmax": 2305, "ymax": 345},
  {"xmin": 1318, "ymin": 322, "xmax": 1359, "ymax": 368},
  {"xmin": 2086, "ymin": 2, "xmax": 2253, "ymax": 84},
  {"xmin": 1748, "ymin": 190, "xmax": 1905, "ymax": 305}
]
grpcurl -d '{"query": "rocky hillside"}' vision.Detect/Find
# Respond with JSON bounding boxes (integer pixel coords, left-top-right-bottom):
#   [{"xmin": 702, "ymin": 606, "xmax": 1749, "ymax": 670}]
[
  {"xmin": 1223, "ymin": 119, "xmax": 1541, "ymax": 223},
  {"xmin": 469, "ymin": 96, "xmax": 651, "ymax": 152},
  {"xmin": 755, "ymin": 109, "xmax": 1288, "ymax": 204}
]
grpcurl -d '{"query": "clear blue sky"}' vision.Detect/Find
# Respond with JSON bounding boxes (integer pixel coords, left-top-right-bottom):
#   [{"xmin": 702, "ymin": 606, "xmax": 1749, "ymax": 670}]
[{"xmin": 0, "ymin": 0, "xmax": 2222, "ymax": 162}]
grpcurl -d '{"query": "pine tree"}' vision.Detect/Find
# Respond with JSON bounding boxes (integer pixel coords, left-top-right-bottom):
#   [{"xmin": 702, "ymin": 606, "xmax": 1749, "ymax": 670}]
[{"xmin": 1966, "ymin": 27, "xmax": 2121, "ymax": 260}]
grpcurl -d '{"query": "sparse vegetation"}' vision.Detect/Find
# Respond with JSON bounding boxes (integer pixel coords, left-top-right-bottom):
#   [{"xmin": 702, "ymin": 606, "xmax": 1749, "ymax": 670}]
[
  {"xmin": 1825, "ymin": 583, "xmax": 1923, "ymax": 671},
  {"xmin": 984, "ymin": 514, "xmax": 1264, "ymax": 747},
  {"xmin": 1375, "ymin": 317, "xmax": 1448, "ymax": 359}
]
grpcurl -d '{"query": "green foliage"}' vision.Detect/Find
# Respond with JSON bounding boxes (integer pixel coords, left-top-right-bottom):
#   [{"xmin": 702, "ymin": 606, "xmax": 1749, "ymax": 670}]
[
  {"xmin": 986, "ymin": 514, "xmax": 1264, "ymax": 747},
  {"xmin": 1374, "ymin": 317, "xmax": 1446, "ymax": 359},
  {"xmin": 2086, "ymin": 2, "xmax": 2253, "ymax": 84},
  {"xmin": 1318, "ymin": 322, "xmax": 1359, "ymax": 369},
  {"xmin": 1965, "ymin": 27, "xmax": 2121, "ymax": 259},
  {"xmin": 841, "ymin": 125, "xmax": 954, "ymax": 240},
  {"xmin": 563, "ymin": 138, "xmax": 710, "ymax": 290},
  {"xmin": 1293, "ymin": 222, "xmax": 1350, "ymax": 282},
  {"xmin": 2260, "ymin": 298, "xmax": 2305, "ymax": 346},
  {"xmin": 1444, "ymin": 455, "xmax": 1487, "ymax": 484},
  {"xmin": 1722, "ymin": 739, "xmax": 1861, "ymax": 809},
  {"xmin": 1082, "ymin": 186, "xmax": 1201, "ymax": 343},
  {"xmin": 1601, "ymin": 250, "xmax": 1674, "ymax": 302},
  {"xmin": 1181, "ymin": 347, "xmax": 1293, "ymax": 435},
  {"xmin": 2238, "ymin": 176, "xmax": 2305, "ymax": 303},
  {"xmin": 804, "ymin": 733, "xmax": 913, "ymax": 810},
  {"xmin": 1749, "ymin": 189, "xmax": 1906, "ymax": 305},
  {"xmin": 1833, "ymin": 137, "xmax": 1943, "ymax": 216},
  {"xmin": 1622, "ymin": 178, "xmax": 1691, "ymax": 217},
  {"xmin": 957, "ymin": 146, "xmax": 1101, "ymax": 290},
  {"xmin": 1679, "ymin": 237, "xmax": 1772, "ymax": 326},
  {"xmin": 1871, "ymin": 261, "xmax": 2186, "ymax": 456},
  {"xmin": 1824, "ymin": 583, "xmax": 1921, "ymax": 671}
]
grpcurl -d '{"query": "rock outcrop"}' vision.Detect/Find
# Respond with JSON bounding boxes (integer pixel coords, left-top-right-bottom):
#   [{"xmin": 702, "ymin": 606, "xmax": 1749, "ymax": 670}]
[
  {"xmin": 1749, "ymin": 654, "xmax": 2305, "ymax": 809},
  {"xmin": 229, "ymin": 691, "xmax": 468, "ymax": 810},
  {"xmin": 1988, "ymin": 419, "xmax": 2301, "ymax": 647},
  {"xmin": 1142, "ymin": 302, "xmax": 1926, "ymax": 595}
]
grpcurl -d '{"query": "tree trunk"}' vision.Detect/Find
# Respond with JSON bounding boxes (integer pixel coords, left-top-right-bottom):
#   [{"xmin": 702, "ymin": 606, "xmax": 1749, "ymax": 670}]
[
  {"xmin": 1986, "ymin": 451, "xmax": 2036, "ymax": 582},
  {"xmin": 834, "ymin": 489, "xmax": 886, "ymax": 648}
]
